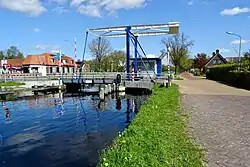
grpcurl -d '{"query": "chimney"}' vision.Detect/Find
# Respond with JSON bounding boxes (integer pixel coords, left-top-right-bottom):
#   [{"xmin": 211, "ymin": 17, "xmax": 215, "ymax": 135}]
[{"xmin": 216, "ymin": 49, "xmax": 219, "ymax": 55}]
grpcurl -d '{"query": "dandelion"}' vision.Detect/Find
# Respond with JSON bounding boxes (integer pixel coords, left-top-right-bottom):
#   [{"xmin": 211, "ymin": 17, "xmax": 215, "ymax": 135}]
[{"xmin": 104, "ymin": 162, "xmax": 109, "ymax": 166}]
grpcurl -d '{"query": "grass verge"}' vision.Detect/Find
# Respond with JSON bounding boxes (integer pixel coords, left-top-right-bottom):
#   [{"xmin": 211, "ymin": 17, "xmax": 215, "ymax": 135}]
[
  {"xmin": 0, "ymin": 81, "xmax": 25, "ymax": 87},
  {"xmin": 99, "ymin": 84, "xmax": 204, "ymax": 167}
]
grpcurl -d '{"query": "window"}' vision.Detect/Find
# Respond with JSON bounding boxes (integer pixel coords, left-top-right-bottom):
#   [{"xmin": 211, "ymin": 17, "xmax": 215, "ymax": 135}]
[
  {"xmin": 71, "ymin": 60, "xmax": 74, "ymax": 64},
  {"xmin": 217, "ymin": 60, "xmax": 221, "ymax": 64},
  {"xmin": 63, "ymin": 60, "xmax": 68, "ymax": 64},
  {"xmin": 51, "ymin": 59, "xmax": 55, "ymax": 63},
  {"xmin": 213, "ymin": 60, "xmax": 217, "ymax": 64}
]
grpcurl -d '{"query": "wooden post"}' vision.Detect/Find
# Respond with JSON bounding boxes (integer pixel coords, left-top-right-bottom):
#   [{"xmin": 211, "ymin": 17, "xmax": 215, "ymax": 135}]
[
  {"xmin": 99, "ymin": 88, "xmax": 105, "ymax": 101},
  {"xmin": 108, "ymin": 84, "xmax": 111, "ymax": 94},
  {"xmin": 113, "ymin": 83, "xmax": 116, "ymax": 92},
  {"xmin": 104, "ymin": 85, "xmax": 108, "ymax": 95}
]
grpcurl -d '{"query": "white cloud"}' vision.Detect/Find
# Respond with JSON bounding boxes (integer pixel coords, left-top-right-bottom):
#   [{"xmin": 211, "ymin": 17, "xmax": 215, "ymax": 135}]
[
  {"xmin": 0, "ymin": 0, "xmax": 147, "ymax": 17},
  {"xmin": 0, "ymin": 0, "xmax": 46, "ymax": 16},
  {"xmin": 70, "ymin": 0, "xmax": 86, "ymax": 7},
  {"xmin": 219, "ymin": 48, "xmax": 230, "ymax": 53},
  {"xmin": 77, "ymin": 4, "xmax": 101, "ymax": 17},
  {"xmin": 33, "ymin": 28, "xmax": 40, "ymax": 33},
  {"xmin": 53, "ymin": 6, "xmax": 69, "ymax": 13},
  {"xmin": 221, "ymin": 7, "xmax": 250, "ymax": 16},
  {"xmin": 71, "ymin": 0, "xmax": 147, "ymax": 17},
  {"xmin": 231, "ymin": 39, "xmax": 250, "ymax": 45},
  {"xmin": 188, "ymin": 1, "xmax": 193, "ymax": 5},
  {"xmin": 50, "ymin": 0, "xmax": 68, "ymax": 4},
  {"xmin": 35, "ymin": 44, "xmax": 60, "ymax": 51}
]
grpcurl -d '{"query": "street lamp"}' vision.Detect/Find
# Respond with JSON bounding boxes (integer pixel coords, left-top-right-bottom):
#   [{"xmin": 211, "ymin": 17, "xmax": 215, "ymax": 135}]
[
  {"xmin": 226, "ymin": 32, "xmax": 242, "ymax": 66},
  {"xmin": 64, "ymin": 39, "xmax": 77, "ymax": 74}
]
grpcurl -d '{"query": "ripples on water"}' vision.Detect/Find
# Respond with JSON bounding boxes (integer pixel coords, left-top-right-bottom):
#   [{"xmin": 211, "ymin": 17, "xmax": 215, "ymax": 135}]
[{"xmin": 0, "ymin": 92, "xmax": 148, "ymax": 167}]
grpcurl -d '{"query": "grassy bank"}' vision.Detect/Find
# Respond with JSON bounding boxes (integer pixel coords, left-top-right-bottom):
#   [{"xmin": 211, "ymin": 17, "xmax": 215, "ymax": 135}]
[
  {"xmin": 0, "ymin": 81, "xmax": 25, "ymax": 87},
  {"xmin": 99, "ymin": 85, "xmax": 204, "ymax": 167}
]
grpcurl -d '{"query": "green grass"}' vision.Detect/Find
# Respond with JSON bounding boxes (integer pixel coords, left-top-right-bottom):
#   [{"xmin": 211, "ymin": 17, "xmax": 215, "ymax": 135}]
[
  {"xmin": 99, "ymin": 85, "xmax": 204, "ymax": 167},
  {"xmin": 0, "ymin": 81, "xmax": 25, "ymax": 87}
]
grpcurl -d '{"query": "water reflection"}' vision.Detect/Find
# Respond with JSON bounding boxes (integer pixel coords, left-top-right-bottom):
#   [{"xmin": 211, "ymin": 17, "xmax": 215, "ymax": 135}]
[
  {"xmin": 53, "ymin": 92, "xmax": 65, "ymax": 118},
  {"xmin": 0, "ymin": 92, "xmax": 148, "ymax": 167}
]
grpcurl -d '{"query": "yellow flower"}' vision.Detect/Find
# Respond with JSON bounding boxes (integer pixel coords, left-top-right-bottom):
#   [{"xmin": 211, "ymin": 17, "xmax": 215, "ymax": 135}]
[{"xmin": 104, "ymin": 162, "xmax": 109, "ymax": 166}]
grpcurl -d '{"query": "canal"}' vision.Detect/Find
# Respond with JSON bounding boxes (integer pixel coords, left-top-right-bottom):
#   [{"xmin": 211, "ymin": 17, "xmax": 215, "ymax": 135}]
[{"xmin": 0, "ymin": 92, "xmax": 148, "ymax": 167}]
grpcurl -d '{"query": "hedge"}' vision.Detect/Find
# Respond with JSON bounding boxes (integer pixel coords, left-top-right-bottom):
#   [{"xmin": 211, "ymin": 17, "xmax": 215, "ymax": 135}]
[{"xmin": 206, "ymin": 63, "xmax": 250, "ymax": 90}]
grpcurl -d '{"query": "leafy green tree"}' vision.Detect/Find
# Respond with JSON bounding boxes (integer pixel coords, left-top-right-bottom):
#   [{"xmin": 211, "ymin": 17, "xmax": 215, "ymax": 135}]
[
  {"xmin": 109, "ymin": 50, "xmax": 126, "ymax": 72},
  {"xmin": 0, "ymin": 50, "xmax": 5, "ymax": 59},
  {"xmin": 180, "ymin": 58, "xmax": 193, "ymax": 72},
  {"xmin": 5, "ymin": 46, "xmax": 24, "ymax": 59},
  {"xmin": 161, "ymin": 33, "xmax": 194, "ymax": 74},
  {"xmin": 194, "ymin": 53, "xmax": 208, "ymax": 73}
]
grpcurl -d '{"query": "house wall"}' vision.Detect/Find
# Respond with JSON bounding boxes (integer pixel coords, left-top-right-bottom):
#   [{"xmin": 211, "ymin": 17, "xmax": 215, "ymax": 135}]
[
  {"xmin": 206, "ymin": 55, "xmax": 226, "ymax": 67},
  {"xmin": 27, "ymin": 65, "xmax": 47, "ymax": 76}
]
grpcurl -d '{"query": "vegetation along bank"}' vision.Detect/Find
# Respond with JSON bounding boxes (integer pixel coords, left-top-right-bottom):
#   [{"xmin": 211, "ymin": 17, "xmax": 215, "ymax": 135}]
[{"xmin": 99, "ymin": 85, "xmax": 204, "ymax": 167}]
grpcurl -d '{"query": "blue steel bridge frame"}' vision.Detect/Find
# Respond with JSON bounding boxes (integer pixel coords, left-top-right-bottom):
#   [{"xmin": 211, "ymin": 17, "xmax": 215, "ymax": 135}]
[{"xmin": 82, "ymin": 22, "xmax": 180, "ymax": 80}]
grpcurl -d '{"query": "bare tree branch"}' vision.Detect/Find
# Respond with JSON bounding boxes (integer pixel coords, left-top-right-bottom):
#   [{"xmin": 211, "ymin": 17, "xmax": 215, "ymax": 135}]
[
  {"xmin": 88, "ymin": 37, "xmax": 112, "ymax": 62},
  {"xmin": 161, "ymin": 33, "xmax": 194, "ymax": 73}
]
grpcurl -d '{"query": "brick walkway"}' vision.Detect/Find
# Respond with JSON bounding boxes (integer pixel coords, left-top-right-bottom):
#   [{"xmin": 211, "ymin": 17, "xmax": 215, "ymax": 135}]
[{"xmin": 174, "ymin": 74, "xmax": 250, "ymax": 167}]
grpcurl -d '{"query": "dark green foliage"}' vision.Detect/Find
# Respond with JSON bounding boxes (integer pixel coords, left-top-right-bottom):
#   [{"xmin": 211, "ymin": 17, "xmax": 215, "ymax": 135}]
[
  {"xmin": 206, "ymin": 63, "xmax": 250, "ymax": 90},
  {"xmin": 0, "ymin": 46, "xmax": 24, "ymax": 59}
]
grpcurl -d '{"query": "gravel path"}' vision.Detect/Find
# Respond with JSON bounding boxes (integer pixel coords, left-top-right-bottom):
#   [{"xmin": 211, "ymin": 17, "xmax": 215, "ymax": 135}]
[{"xmin": 174, "ymin": 74, "xmax": 250, "ymax": 167}]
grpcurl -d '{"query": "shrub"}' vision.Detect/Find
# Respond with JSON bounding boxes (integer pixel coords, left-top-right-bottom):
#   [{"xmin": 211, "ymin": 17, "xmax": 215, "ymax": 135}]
[{"xmin": 206, "ymin": 63, "xmax": 250, "ymax": 90}]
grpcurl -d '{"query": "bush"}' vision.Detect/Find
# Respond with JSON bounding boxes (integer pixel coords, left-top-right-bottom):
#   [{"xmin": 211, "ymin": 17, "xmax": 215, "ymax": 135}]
[
  {"xmin": 206, "ymin": 63, "xmax": 250, "ymax": 90},
  {"xmin": 0, "ymin": 81, "xmax": 25, "ymax": 87}
]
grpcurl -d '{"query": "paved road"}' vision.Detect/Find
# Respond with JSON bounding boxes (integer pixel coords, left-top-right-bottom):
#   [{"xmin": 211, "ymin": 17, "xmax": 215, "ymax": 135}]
[{"xmin": 174, "ymin": 73, "xmax": 250, "ymax": 167}]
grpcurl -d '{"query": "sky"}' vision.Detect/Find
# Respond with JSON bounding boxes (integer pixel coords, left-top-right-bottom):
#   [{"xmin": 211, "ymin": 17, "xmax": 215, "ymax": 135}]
[{"xmin": 0, "ymin": 0, "xmax": 250, "ymax": 61}]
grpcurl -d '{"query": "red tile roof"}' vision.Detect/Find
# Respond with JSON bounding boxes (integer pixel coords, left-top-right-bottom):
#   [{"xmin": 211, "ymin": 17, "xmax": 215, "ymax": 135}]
[
  {"xmin": 7, "ymin": 58, "xmax": 25, "ymax": 67},
  {"xmin": 22, "ymin": 53, "xmax": 75, "ymax": 66}
]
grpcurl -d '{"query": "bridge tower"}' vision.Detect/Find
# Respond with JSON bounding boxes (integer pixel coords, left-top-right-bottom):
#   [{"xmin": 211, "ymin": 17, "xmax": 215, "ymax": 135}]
[{"xmin": 81, "ymin": 22, "xmax": 180, "ymax": 80}]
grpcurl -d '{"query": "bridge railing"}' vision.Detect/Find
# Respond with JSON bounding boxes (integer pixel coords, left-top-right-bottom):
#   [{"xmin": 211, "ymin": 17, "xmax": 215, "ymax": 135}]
[{"xmin": 0, "ymin": 72, "xmax": 168, "ymax": 82}]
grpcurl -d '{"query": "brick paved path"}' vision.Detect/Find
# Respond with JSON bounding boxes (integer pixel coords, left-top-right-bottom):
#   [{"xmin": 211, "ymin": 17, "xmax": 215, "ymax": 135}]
[{"xmin": 174, "ymin": 74, "xmax": 250, "ymax": 167}]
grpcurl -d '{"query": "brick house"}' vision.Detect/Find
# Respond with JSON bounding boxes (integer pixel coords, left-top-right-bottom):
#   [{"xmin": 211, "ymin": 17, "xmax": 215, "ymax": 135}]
[
  {"xmin": 205, "ymin": 49, "xmax": 227, "ymax": 68},
  {"xmin": 3, "ymin": 53, "xmax": 76, "ymax": 76}
]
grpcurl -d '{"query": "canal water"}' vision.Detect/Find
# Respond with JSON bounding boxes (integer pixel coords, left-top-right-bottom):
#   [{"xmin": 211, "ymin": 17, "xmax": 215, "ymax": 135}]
[{"xmin": 0, "ymin": 92, "xmax": 148, "ymax": 167}]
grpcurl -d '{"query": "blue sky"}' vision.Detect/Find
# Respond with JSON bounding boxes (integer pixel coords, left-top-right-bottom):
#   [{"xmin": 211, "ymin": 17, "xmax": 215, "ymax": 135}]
[{"xmin": 0, "ymin": 0, "xmax": 250, "ymax": 61}]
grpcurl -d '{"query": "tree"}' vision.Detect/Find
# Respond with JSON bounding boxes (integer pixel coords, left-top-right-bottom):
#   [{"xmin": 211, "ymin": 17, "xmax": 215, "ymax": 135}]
[
  {"xmin": 0, "ymin": 51, "xmax": 5, "ymax": 60},
  {"xmin": 193, "ymin": 53, "xmax": 208, "ymax": 73},
  {"xmin": 180, "ymin": 58, "xmax": 193, "ymax": 72},
  {"xmin": 241, "ymin": 50, "xmax": 250, "ymax": 67},
  {"xmin": 109, "ymin": 50, "xmax": 126, "ymax": 72},
  {"xmin": 161, "ymin": 33, "xmax": 194, "ymax": 74},
  {"xmin": 5, "ymin": 46, "xmax": 24, "ymax": 59},
  {"xmin": 88, "ymin": 37, "xmax": 112, "ymax": 71}
]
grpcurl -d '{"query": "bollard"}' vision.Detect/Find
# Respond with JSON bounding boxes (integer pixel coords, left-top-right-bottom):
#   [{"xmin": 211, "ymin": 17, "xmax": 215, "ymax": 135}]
[
  {"xmin": 104, "ymin": 85, "xmax": 108, "ymax": 95},
  {"xmin": 99, "ymin": 88, "xmax": 105, "ymax": 101},
  {"xmin": 164, "ymin": 80, "xmax": 167, "ymax": 87}
]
